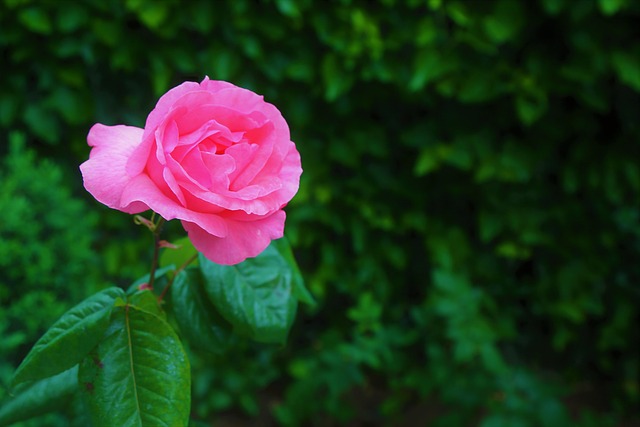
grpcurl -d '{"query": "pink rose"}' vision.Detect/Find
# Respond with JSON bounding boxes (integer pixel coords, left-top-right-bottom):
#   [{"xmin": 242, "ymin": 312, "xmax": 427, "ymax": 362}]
[{"xmin": 80, "ymin": 77, "xmax": 302, "ymax": 265}]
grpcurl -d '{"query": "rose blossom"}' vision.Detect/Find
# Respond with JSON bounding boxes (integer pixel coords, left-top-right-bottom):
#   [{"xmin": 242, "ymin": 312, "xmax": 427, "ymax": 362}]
[{"xmin": 80, "ymin": 77, "xmax": 302, "ymax": 265}]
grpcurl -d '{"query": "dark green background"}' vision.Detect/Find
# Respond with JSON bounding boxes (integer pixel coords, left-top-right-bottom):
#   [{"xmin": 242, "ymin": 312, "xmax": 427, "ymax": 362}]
[{"xmin": 1, "ymin": 0, "xmax": 639, "ymax": 426}]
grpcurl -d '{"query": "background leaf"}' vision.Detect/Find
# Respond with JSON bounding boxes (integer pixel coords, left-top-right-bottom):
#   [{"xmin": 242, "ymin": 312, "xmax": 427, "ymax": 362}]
[
  {"xmin": 78, "ymin": 303, "xmax": 190, "ymax": 427},
  {"xmin": 12, "ymin": 287, "xmax": 124, "ymax": 385},
  {"xmin": 611, "ymin": 51, "xmax": 640, "ymax": 91},
  {"xmin": 0, "ymin": 366, "xmax": 78, "ymax": 426}
]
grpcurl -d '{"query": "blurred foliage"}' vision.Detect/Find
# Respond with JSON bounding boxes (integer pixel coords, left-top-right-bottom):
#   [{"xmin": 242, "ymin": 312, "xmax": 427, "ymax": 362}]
[
  {"xmin": 1, "ymin": 0, "xmax": 639, "ymax": 426},
  {"xmin": 0, "ymin": 133, "xmax": 102, "ymax": 426}
]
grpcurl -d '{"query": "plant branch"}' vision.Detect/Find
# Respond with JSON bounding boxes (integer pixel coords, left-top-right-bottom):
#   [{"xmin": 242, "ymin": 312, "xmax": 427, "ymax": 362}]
[{"xmin": 147, "ymin": 217, "xmax": 165, "ymax": 290}]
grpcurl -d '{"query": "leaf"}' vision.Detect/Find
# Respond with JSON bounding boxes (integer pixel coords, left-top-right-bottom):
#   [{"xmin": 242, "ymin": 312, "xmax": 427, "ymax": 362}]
[
  {"xmin": 542, "ymin": 0, "xmax": 565, "ymax": 14},
  {"xmin": 599, "ymin": 0, "xmax": 627, "ymax": 15},
  {"xmin": 17, "ymin": 7, "xmax": 52, "ymax": 34},
  {"xmin": 271, "ymin": 237, "xmax": 315, "ymax": 306},
  {"xmin": 199, "ymin": 242, "xmax": 298, "ymax": 344},
  {"xmin": 275, "ymin": 0, "xmax": 301, "ymax": 19},
  {"xmin": 611, "ymin": 51, "xmax": 640, "ymax": 91},
  {"xmin": 138, "ymin": 4, "xmax": 169, "ymax": 30},
  {"xmin": 12, "ymin": 287, "xmax": 125, "ymax": 385},
  {"xmin": 447, "ymin": 2, "xmax": 471, "ymax": 26},
  {"xmin": 322, "ymin": 54, "xmax": 352, "ymax": 101},
  {"xmin": 170, "ymin": 268, "xmax": 233, "ymax": 354},
  {"xmin": 516, "ymin": 92, "xmax": 547, "ymax": 125},
  {"xmin": 23, "ymin": 104, "xmax": 59, "ymax": 144},
  {"xmin": 414, "ymin": 147, "xmax": 440, "ymax": 176},
  {"xmin": 151, "ymin": 57, "xmax": 171, "ymax": 96},
  {"xmin": 409, "ymin": 51, "xmax": 455, "ymax": 92},
  {"xmin": 482, "ymin": 0, "xmax": 523, "ymax": 44},
  {"xmin": 0, "ymin": 366, "xmax": 78, "ymax": 426},
  {"xmin": 128, "ymin": 289, "xmax": 164, "ymax": 318},
  {"xmin": 79, "ymin": 303, "xmax": 190, "ymax": 427}
]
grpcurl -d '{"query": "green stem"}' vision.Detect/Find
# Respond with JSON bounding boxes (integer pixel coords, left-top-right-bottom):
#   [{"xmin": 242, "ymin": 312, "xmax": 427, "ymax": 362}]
[{"xmin": 147, "ymin": 217, "xmax": 165, "ymax": 290}]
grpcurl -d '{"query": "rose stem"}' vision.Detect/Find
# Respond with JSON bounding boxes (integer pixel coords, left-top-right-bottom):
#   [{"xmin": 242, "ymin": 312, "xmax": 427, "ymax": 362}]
[{"xmin": 147, "ymin": 217, "xmax": 165, "ymax": 290}]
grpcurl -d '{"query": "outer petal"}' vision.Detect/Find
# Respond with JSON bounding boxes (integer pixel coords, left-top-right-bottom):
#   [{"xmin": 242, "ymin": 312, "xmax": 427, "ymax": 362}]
[
  {"xmin": 143, "ymin": 81, "xmax": 202, "ymax": 137},
  {"xmin": 80, "ymin": 124, "xmax": 147, "ymax": 213},
  {"xmin": 251, "ymin": 140, "xmax": 302, "ymax": 205},
  {"xmin": 183, "ymin": 210, "xmax": 286, "ymax": 265},
  {"xmin": 199, "ymin": 76, "xmax": 237, "ymax": 93},
  {"xmin": 121, "ymin": 174, "xmax": 228, "ymax": 237}
]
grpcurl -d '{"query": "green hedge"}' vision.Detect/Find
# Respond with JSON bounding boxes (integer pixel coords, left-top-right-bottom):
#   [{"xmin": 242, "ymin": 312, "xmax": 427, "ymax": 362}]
[
  {"xmin": 0, "ymin": 133, "xmax": 103, "ymax": 426},
  {"xmin": 1, "ymin": 0, "xmax": 639, "ymax": 425}
]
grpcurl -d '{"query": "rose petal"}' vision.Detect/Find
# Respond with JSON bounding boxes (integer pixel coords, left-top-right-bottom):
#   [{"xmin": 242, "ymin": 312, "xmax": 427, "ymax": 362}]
[
  {"xmin": 146, "ymin": 149, "xmax": 186, "ymax": 205},
  {"xmin": 182, "ymin": 210, "xmax": 286, "ymax": 265},
  {"xmin": 205, "ymin": 86, "xmax": 264, "ymax": 114},
  {"xmin": 144, "ymin": 81, "xmax": 202, "ymax": 137},
  {"xmin": 157, "ymin": 118, "xmax": 180, "ymax": 157},
  {"xmin": 178, "ymin": 148, "xmax": 212, "ymax": 188},
  {"xmin": 199, "ymin": 76, "xmax": 236, "ymax": 93},
  {"xmin": 175, "ymin": 104, "xmax": 263, "ymax": 135},
  {"xmin": 201, "ymin": 152, "xmax": 235, "ymax": 189},
  {"xmin": 121, "ymin": 174, "xmax": 228, "ymax": 237},
  {"xmin": 163, "ymin": 167, "xmax": 187, "ymax": 205},
  {"xmin": 227, "ymin": 123, "xmax": 275, "ymax": 190},
  {"xmin": 210, "ymin": 86, "xmax": 291, "ymax": 144},
  {"xmin": 166, "ymin": 154, "xmax": 209, "ymax": 192},
  {"xmin": 80, "ymin": 124, "xmax": 148, "ymax": 214},
  {"xmin": 266, "ymin": 140, "xmax": 303, "ymax": 204},
  {"xmin": 178, "ymin": 178, "xmax": 281, "ymax": 215},
  {"xmin": 174, "ymin": 119, "xmax": 238, "ymax": 153},
  {"xmin": 127, "ymin": 106, "xmax": 188, "ymax": 178}
]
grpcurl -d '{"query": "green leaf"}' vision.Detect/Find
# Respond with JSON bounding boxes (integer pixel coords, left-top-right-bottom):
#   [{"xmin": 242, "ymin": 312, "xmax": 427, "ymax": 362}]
[
  {"xmin": 199, "ymin": 242, "xmax": 298, "ymax": 344},
  {"xmin": 542, "ymin": 0, "xmax": 565, "ymax": 14},
  {"xmin": 12, "ymin": 287, "xmax": 125, "ymax": 385},
  {"xmin": 23, "ymin": 104, "xmax": 59, "ymax": 144},
  {"xmin": 170, "ymin": 268, "xmax": 233, "ymax": 354},
  {"xmin": 79, "ymin": 303, "xmax": 190, "ymax": 427},
  {"xmin": 322, "ymin": 54, "xmax": 352, "ymax": 101},
  {"xmin": 599, "ymin": 0, "xmax": 627, "ymax": 15},
  {"xmin": 128, "ymin": 289, "xmax": 164, "ymax": 318},
  {"xmin": 138, "ymin": 4, "xmax": 169, "ymax": 29},
  {"xmin": 151, "ymin": 57, "xmax": 171, "ymax": 96},
  {"xmin": 414, "ymin": 147, "xmax": 440, "ymax": 176},
  {"xmin": 482, "ymin": 0, "xmax": 523, "ymax": 44},
  {"xmin": 125, "ymin": 0, "xmax": 168, "ymax": 30},
  {"xmin": 0, "ymin": 366, "xmax": 78, "ymax": 426},
  {"xmin": 18, "ymin": 7, "xmax": 52, "ymax": 34},
  {"xmin": 446, "ymin": 2, "xmax": 471, "ymax": 26},
  {"xmin": 516, "ymin": 92, "xmax": 547, "ymax": 125},
  {"xmin": 271, "ymin": 237, "xmax": 315, "ymax": 306},
  {"xmin": 275, "ymin": 0, "xmax": 301, "ymax": 19},
  {"xmin": 611, "ymin": 51, "xmax": 640, "ymax": 91},
  {"xmin": 409, "ymin": 51, "xmax": 455, "ymax": 91}
]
